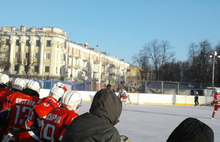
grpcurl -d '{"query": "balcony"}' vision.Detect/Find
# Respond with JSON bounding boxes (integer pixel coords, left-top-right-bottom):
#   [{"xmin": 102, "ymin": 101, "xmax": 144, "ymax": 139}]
[
  {"xmin": 82, "ymin": 66, "xmax": 88, "ymax": 71},
  {"xmin": 76, "ymin": 64, "xmax": 81, "ymax": 69},
  {"xmin": 67, "ymin": 65, "xmax": 72, "ymax": 68},
  {"xmin": 73, "ymin": 54, "xmax": 80, "ymax": 59},
  {"xmin": 109, "ymin": 69, "xmax": 116, "ymax": 75},
  {"xmin": 72, "ymin": 64, "xmax": 80, "ymax": 69}
]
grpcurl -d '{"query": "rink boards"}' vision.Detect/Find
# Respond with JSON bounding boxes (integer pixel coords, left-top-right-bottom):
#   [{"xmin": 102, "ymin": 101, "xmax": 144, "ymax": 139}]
[{"xmin": 39, "ymin": 89, "xmax": 213, "ymax": 106}]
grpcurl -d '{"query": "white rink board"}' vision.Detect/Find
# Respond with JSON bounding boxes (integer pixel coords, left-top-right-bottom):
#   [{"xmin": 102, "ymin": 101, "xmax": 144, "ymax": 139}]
[{"xmin": 39, "ymin": 89, "xmax": 213, "ymax": 105}]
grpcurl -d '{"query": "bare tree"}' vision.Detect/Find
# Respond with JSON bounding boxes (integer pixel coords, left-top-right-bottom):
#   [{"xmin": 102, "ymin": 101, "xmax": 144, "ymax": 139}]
[
  {"xmin": 186, "ymin": 40, "xmax": 212, "ymax": 86},
  {"xmin": 0, "ymin": 38, "xmax": 10, "ymax": 73},
  {"xmin": 17, "ymin": 48, "xmax": 37, "ymax": 78},
  {"xmin": 142, "ymin": 39, "xmax": 175, "ymax": 80},
  {"xmin": 132, "ymin": 53, "xmax": 151, "ymax": 81},
  {"xmin": 188, "ymin": 43, "xmax": 199, "ymax": 64},
  {"xmin": 214, "ymin": 43, "xmax": 220, "ymax": 85}
]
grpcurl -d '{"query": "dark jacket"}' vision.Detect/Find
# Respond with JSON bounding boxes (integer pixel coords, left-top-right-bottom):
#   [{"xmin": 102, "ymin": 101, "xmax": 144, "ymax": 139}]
[{"xmin": 62, "ymin": 89, "xmax": 122, "ymax": 142}]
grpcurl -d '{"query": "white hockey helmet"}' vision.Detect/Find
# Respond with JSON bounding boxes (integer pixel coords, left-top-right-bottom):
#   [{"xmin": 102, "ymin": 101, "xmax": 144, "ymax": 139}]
[
  {"xmin": 13, "ymin": 78, "xmax": 27, "ymax": 91},
  {"xmin": 49, "ymin": 86, "xmax": 65, "ymax": 101},
  {"xmin": 26, "ymin": 80, "xmax": 40, "ymax": 93},
  {"xmin": 0, "ymin": 74, "xmax": 9, "ymax": 85},
  {"xmin": 61, "ymin": 90, "xmax": 82, "ymax": 112},
  {"xmin": 24, "ymin": 79, "xmax": 30, "ymax": 84},
  {"xmin": 54, "ymin": 82, "xmax": 67, "ymax": 92}
]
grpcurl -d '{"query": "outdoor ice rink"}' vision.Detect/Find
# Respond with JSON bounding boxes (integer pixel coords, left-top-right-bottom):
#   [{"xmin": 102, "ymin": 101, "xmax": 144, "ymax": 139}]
[{"xmin": 78, "ymin": 102, "xmax": 220, "ymax": 142}]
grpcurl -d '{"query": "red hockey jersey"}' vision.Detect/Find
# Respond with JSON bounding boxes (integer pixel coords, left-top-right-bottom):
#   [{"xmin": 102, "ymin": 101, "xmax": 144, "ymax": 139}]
[
  {"xmin": 40, "ymin": 107, "xmax": 78, "ymax": 142},
  {"xmin": 0, "ymin": 88, "xmax": 13, "ymax": 111},
  {"xmin": 2, "ymin": 92, "xmax": 39, "ymax": 141},
  {"xmin": 18, "ymin": 96, "xmax": 59, "ymax": 141},
  {"xmin": 213, "ymin": 93, "xmax": 220, "ymax": 104}
]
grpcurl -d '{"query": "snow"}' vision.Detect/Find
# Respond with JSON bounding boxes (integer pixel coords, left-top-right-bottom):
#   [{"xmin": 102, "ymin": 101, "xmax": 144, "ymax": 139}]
[{"xmin": 78, "ymin": 102, "xmax": 220, "ymax": 142}]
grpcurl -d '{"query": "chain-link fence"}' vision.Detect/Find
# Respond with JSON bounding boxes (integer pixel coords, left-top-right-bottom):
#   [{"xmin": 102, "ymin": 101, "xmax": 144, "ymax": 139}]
[{"xmin": 126, "ymin": 80, "xmax": 214, "ymax": 96}]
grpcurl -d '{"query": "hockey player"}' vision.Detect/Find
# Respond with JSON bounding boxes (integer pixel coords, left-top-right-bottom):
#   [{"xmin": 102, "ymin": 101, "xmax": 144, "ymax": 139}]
[
  {"xmin": 18, "ymin": 86, "xmax": 65, "ymax": 142},
  {"xmin": 54, "ymin": 82, "xmax": 67, "ymax": 92},
  {"xmin": 0, "ymin": 74, "xmax": 12, "ymax": 111},
  {"xmin": 40, "ymin": 90, "xmax": 82, "ymax": 142},
  {"xmin": 11, "ymin": 78, "xmax": 27, "ymax": 93},
  {"xmin": 1, "ymin": 77, "xmax": 28, "ymax": 112},
  {"xmin": 62, "ymin": 89, "xmax": 122, "ymax": 142},
  {"xmin": 211, "ymin": 90, "xmax": 220, "ymax": 119},
  {"xmin": 119, "ymin": 87, "xmax": 131, "ymax": 105},
  {"xmin": 0, "ymin": 80, "xmax": 40, "ymax": 141}
]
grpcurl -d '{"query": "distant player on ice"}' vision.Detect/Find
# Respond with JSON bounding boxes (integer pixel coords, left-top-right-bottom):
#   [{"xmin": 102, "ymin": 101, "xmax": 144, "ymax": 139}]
[
  {"xmin": 119, "ymin": 87, "xmax": 131, "ymax": 105},
  {"xmin": 211, "ymin": 90, "xmax": 220, "ymax": 119}
]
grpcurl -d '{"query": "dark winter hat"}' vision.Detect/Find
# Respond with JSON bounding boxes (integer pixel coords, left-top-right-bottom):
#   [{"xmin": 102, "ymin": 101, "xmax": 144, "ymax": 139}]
[{"xmin": 167, "ymin": 117, "xmax": 214, "ymax": 142}]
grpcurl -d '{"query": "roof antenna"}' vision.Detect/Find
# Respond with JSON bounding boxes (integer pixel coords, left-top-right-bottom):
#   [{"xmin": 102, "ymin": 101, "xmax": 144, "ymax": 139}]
[{"xmin": 96, "ymin": 43, "xmax": 99, "ymax": 51}]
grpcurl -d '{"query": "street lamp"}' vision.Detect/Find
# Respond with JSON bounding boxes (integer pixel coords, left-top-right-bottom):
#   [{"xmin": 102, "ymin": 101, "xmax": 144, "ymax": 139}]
[{"xmin": 209, "ymin": 51, "xmax": 220, "ymax": 96}]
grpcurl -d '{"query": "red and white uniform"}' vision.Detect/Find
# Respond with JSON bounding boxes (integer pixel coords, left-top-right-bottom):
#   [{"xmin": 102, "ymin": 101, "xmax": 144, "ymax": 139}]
[
  {"xmin": 212, "ymin": 93, "xmax": 220, "ymax": 111},
  {"xmin": 40, "ymin": 107, "xmax": 78, "ymax": 142},
  {"xmin": 1, "ymin": 92, "xmax": 39, "ymax": 141},
  {"xmin": 0, "ymin": 88, "xmax": 13, "ymax": 111},
  {"xmin": 119, "ymin": 89, "xmax": 127, "ymax": 99},
  {"xmin": 18, "ymin": 96, "xmax": 59, "ymax": 142}
]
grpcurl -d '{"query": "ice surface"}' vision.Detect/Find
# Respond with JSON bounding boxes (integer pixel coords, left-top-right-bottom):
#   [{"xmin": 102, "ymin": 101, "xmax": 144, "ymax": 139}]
[{"xmin": 78, "ymin": 102, "xmax": 220, "ymax": 142}]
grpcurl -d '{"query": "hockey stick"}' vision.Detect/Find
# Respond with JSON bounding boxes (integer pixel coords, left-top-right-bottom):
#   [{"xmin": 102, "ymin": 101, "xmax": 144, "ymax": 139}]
[
  {"xmin": 120, "ymin": 135, "xmax": 132, "ymax": 142},
  {"xmin": 2, "ymin": 127, "xmax": 39, "ymax": 142}
]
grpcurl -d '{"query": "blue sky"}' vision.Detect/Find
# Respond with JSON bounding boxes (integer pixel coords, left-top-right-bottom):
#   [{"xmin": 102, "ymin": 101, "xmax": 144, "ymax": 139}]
[{"xmin": 1, "ymin": 0, "xmax": 220, "ymax": 64}]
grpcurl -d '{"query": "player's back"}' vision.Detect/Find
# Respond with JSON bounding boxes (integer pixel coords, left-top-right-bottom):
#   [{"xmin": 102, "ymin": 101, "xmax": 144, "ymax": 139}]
[
  {"xmin": 32, "ymin": 96, "xmax": 59, "ymax": 119},
  {"xmin": 40, "ymin": 107, "xmax": 78, "ymax": 142},
  {"xmin": 214, "ymin": 93, "xmax": 220, "ymax": 104},
  {"xmin": 0, "ymin": 88, "xmax": 13, "ymax": 111},
  {"xmin": 16, "ymin": 96, "xmax": 59, "ymax": 142},
  {"xmin": 3, "ymin": 92, "xmax": 39, "ymax": 136}
]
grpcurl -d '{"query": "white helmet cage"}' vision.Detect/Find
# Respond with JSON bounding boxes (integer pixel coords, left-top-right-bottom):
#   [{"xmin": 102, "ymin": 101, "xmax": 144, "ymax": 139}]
[
  {"xmin": 54, "ymin": 82, "xmax": 67, "ymax": 92},
  {"xmin": 49, "ymin": 86, "xmax": 65, "ymax": 101},
  {"xmin": 61, "ymin": 90, "xmax": 82, "ymax": 112},
  {"xmin": 26, "ymin": 80, "xmax": 40, "ymax": 93},
  {"xmin": 13, "ymin": 78, "xmax": 27, "ymax": 91},
  {"xmin": 0, "ymin": 74, "xmax": 9, "ymax": 85}
]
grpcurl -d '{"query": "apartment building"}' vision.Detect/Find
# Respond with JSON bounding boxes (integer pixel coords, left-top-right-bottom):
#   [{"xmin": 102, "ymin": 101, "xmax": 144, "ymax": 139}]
[{"xmin": 0, "ymin": 26, "xmax": 130, "ymax": 90}]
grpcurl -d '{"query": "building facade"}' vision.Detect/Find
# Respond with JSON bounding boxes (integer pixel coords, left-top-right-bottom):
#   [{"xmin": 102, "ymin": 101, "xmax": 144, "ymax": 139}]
[{"xmin": 0, "ymin": 26, "xmax": 130, "ymax": 90}]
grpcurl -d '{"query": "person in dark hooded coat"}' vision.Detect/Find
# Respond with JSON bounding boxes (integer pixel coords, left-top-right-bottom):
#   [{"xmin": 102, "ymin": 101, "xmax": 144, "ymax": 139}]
[
  {"xmin": 167, "ymin": 117, "xmax": 214, "ymax": 142},
  {"xmin": 62, "ymin": 89, "xmax": 122, "ymax": 142}
]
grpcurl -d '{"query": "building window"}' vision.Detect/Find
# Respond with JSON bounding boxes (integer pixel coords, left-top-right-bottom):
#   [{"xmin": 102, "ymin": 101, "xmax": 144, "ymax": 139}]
[
  {"xmin": 45, "ymin": 53, "xmax": 50, "ymax": 59},
  {"xmin": 26, "ymin": 40, "xmax": 30, "ymax": 46},
  {"xmin": 25, "ymin": 53, "xmax": 29, "ymax": 58},
  {"xmin": 45, "ymin": 66, "xmax": 49, "ymax": 72},
  {"xmin": 56, "ymin": 67, "xmax": 58, "ymax": 74},
  {"xmin": 63, "ymin": 54, "xmax": 66, "ymax": 61},
  {"xmin": 6, "ymin": 39, "xmax": 10, "ymax": 46},
  {"xmin": 14, "ymin": 65, "xmax": 19, "ymax": 71},
  {"xmin": 34, "ymin": 66, "xmax": 39, "ymax": 72},
  {"xmin": 36, "ymin": 40, "xmax": 40, "ymax": 46},
  {"xmin": 46, "ymin": 40, "xmax": 51, "ymax": 47},
  {"xmin": 16, "ymin": 40, "xmax": 20, "ymax": 46},
  {"xmin": 35, "ymin": 53, "xmax": 39, "ymax": 59}
]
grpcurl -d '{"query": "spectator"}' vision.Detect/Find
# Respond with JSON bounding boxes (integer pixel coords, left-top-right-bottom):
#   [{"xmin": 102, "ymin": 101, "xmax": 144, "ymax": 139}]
[
  {"xmin": 106, "ymin": 84, "xmax": 111, "ymax": 90},
  {"xmin": 167, "ymin": 117, "xmax": 214, "ymax": 142},
  {"xmin": 62, "ymin": 89, "xmax": 122, "ymax": 142}
]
